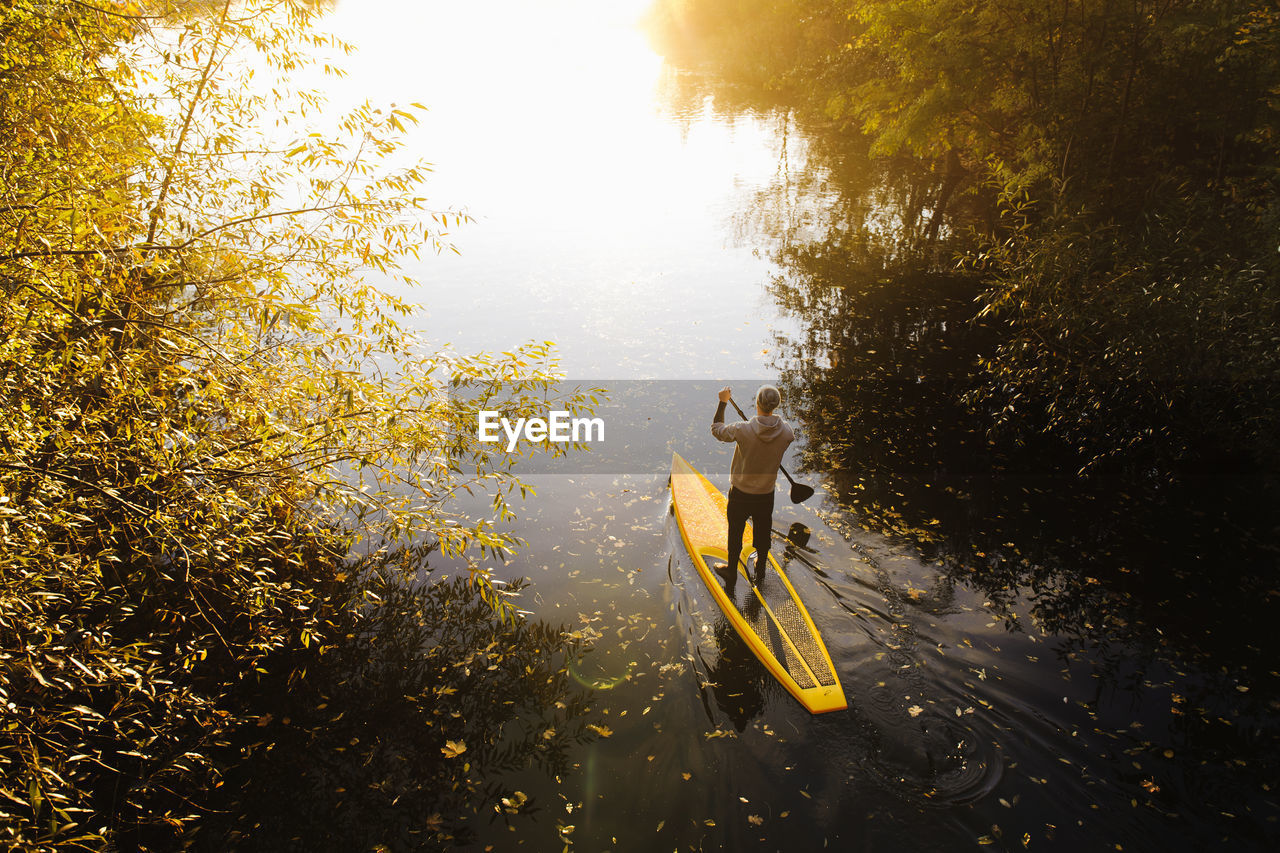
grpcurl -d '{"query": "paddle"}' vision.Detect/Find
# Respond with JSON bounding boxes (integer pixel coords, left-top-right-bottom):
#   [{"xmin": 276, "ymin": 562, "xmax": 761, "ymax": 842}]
[{"xmin": 727, "ymin": 396, "xmax": 816, "ymax": 503}]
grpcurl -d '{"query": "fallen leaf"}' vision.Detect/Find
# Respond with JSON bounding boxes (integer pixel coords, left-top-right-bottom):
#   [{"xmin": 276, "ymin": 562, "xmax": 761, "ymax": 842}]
[{"xmin": 441, "ymin": 740, "xmax": 466, "ymax": 758}]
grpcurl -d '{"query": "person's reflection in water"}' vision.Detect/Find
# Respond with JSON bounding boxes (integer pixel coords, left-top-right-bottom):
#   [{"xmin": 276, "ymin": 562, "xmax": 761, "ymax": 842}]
[{"xmin": 703, "ymin": 566, "xmax": 767, "ymax": 731}]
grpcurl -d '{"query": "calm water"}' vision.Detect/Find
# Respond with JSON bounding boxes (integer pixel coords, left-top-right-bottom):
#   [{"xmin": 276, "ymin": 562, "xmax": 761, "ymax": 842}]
[{"xmin": 293, "ymin": 2, "xmax": 1279, "ymax": 850}]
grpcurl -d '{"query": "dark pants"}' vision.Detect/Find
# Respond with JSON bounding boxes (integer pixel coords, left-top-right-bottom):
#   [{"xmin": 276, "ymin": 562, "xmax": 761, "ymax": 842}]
[{"xmin": 727, "ymin": 487, "xmax": 774, "ymax": 577}]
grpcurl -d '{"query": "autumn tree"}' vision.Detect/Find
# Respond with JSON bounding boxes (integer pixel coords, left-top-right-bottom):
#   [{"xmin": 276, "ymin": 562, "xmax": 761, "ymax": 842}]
[{"xmin": 0, "ymin": 1, "xmax": 590, "ymax": 847}]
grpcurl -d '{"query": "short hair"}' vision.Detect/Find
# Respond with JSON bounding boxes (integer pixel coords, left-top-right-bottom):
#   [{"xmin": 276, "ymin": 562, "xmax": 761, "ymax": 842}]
[{"xmin": 755, "ymin": 384, "xmax": 781, "ymax": 413}]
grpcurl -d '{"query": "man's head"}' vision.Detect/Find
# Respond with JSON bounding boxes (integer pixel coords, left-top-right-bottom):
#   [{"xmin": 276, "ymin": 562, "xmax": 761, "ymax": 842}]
[{"xmin": 755, "ymin": 384, "xmax": 781, "ymax": 415}]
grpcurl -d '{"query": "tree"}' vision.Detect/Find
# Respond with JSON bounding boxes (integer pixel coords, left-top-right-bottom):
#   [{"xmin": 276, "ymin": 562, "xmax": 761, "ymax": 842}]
[
  {"xmin": 652, "ymin": 0, "xmax": 1280, "ymax": 475},
  {"xmin": 0, "ymin": 1, "xmax": 591, "ymax": 847}
]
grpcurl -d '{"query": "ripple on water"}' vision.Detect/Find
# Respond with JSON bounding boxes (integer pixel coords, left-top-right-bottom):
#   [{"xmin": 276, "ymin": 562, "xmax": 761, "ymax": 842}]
[{"xmin": 855, "ymin": 690, "xmax": 1006, "ymax": 807}]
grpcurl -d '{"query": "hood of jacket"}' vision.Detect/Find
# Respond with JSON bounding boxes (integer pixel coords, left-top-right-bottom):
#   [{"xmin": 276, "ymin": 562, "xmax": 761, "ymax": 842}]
[{"xmin": 750, "ymin": 414, "xmax": 786, "ymax": 442}]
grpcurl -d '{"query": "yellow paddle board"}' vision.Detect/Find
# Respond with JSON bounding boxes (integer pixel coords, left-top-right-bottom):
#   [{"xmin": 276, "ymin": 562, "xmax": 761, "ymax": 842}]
[{"xmin": 670, "ymin": 452, "xmax": 846, "ymax": 714}]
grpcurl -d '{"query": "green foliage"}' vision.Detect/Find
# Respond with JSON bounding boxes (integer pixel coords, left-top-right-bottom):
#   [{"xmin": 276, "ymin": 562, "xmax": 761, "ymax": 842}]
[
  {"xmin": 0, "ymin": 1, "xmax": 591, "ymax": 849},
  {"xmin": 654, "ymin": 0, "xmax": 1280, "ymax": 475},
  {"xmin": 655, "ymin": 0, "xmax": 1280, "ymax": 207},
  {"xmin": 972, "ymin": 188, "xmax": 1280, "ymax": 473}
]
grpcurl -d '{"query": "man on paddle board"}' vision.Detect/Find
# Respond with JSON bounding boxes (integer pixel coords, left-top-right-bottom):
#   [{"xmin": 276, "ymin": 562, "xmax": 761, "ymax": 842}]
[{"xmin": 712, "ymin": 385, "xmax": 794, "ymax": 590}]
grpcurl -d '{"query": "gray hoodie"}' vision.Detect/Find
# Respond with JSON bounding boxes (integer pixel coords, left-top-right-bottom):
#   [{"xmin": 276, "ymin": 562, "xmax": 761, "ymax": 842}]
[{"xmin": 711, "ymin": 411, "xmax": 795, "ymax": 494}]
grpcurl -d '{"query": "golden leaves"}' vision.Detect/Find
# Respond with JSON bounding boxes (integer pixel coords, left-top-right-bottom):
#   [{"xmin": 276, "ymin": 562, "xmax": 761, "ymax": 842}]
[
  {"xmin": 500, "ymin": 791, "xmax": 528, "ymax": 813},
  {"xmin": 441, "ymin": 740, "xmax": 467, "ymax": 758}
]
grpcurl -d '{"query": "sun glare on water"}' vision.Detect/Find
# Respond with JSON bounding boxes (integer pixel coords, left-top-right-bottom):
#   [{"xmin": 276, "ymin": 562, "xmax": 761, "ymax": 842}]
[
  {"xmin": 322, "ymin": 0, "xmax": 696, "ymax": 219},
  {"xmin": 310, "ymin": 0, "xmax": 790, "ymax": 373}
]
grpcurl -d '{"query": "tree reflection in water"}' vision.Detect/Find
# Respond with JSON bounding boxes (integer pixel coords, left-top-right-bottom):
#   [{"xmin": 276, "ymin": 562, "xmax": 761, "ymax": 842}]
[
  {"xmin": 768, "ymin": 229, "xmax": 1280, "ymax": 661},
  {"xmin": 663, "ymin": 35, "xmax": 1280, "ymax": 850},
  {"xmin": 201, "ymin": 546, "xmax": 598, "ymax": 850},
  {"xmin": 760, "ymin": 208, "xmax": 1280, "ymax": 848}
]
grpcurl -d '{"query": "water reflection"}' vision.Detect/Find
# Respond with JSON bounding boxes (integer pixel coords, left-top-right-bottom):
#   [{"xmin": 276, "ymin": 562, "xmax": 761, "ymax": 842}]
[
  {"xmin": 200, "ymin": 547, "xmax": 598, "ymax": 850},
  {"xmin": 705, "ymin": 620, "xmax": 767, "ymax": 732},
  {"xmin": 317, "ymin": 0, "xmax": 794, "ymax": 377},
  {"xmin": 726, "ymin": 86, "xmax": 1280, "ymax": 852}
]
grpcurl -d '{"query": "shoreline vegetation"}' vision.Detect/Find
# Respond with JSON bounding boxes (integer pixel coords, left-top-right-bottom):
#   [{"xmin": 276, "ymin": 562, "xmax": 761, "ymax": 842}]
[
  {"xmin": 645, "ymin": 0, "xmax": 1280, "ymax": 481},
  {"xmin": 1, "ymin": 1, "xmax": 596, "ymax": 848}
]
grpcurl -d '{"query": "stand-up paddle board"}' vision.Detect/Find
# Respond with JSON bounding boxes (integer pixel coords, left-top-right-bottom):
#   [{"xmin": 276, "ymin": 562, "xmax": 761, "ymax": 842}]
[{"xmin": 670, "ymin": 453, "xmax": 846, "ymax": 714}]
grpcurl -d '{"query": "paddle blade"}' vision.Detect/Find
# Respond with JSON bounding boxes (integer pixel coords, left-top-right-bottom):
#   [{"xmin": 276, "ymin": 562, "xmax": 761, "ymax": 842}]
[{"xmin": 790, "ymin": 483, "xmax": 816, "ymax": 503}]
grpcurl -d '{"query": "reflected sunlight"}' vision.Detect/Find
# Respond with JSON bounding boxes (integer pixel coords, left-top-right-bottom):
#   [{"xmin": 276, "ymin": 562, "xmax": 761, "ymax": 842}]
[
  {"xmin": 320, "ymin": 0, "xmax": 774, "ymax": 242},
  {"xmin": 306, "ymin": 0, "xmax": 796, "ymax": 374}
]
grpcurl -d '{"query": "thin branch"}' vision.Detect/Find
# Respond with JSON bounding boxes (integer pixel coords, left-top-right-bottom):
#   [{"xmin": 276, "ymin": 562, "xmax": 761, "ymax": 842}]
[
  {"xmin": 147, "ymin": 0, "xmax": 234, "ymax": 245},
  {"xmin": 65, "ymin": 0, "xmax": 170, "ymax": 22},
  {"xmin": 0, "ymin": 202, "xmax": 378, "ymax": 262},
  {"xmin": 0, "ymin": 462, "xmax": 154, "ymax": 518}
]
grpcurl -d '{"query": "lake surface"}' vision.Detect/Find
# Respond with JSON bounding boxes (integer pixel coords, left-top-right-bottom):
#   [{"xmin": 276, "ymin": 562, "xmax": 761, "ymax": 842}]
[{"xmin": 300, "ymin": 1, "xmax": 1280, "ymax": 850}]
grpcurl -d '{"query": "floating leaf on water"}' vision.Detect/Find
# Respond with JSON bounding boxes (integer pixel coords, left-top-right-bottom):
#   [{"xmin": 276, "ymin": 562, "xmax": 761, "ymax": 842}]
[
  {"xmin": 441, "ymin": 740, "xmax": 466, "ymax": 758},
  {"xmin": 748, "ymin": 815, "xmax": 763, "ymax": 825},
  {"xmin": 908, "ymin": 705, "xmax": 924, "ymax": 717},
  {"xmin": 682, "ymin": 772, "xmax": 692, "ymax": 781}
]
